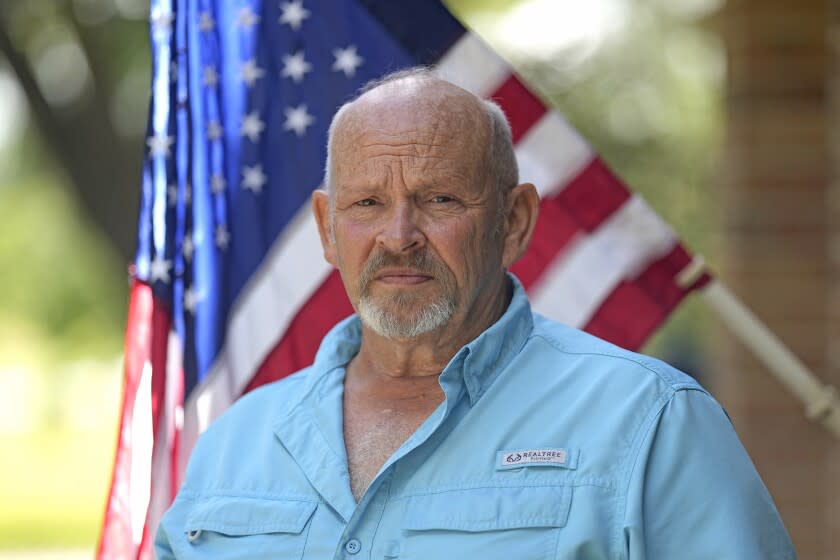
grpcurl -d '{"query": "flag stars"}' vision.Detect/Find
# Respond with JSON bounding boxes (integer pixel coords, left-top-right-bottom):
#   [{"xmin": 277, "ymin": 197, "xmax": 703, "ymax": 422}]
[
  {"xmin": 284, "ymin": 104, "xmax": 314, "ymax": 137},
  {"xmin": 240, "ymin": 111, "xmax": 265, "ymax": 143},
  {"xmin": 183, "ymin": 285, "xmax": 203, "ymax": 314},
  {"xmin": 332, "ymin": 45, "xmax": 363, "ymax": 77},
  {"xmin": 203, "ymin": 66, "xmax": 219, "ymax": 87},
  {"xmin": 240, "ymin": 59, "xmax": 265, "ymax": 88},
  {"xmin": 182, "ymin": 231, "xmax": 197, "ymax": 262},
  {"xmin": 236, "ymin": 6, "xmax": 260, "ymax": 29},
  {"xmin": 211, "ymin": 173, "xmax": 227, "ymax": 194},
  {"xmin": 281, "ymin": 50, "xmax": 312, "ymax": 83},
  {"xmin": 279, "ymin": 0, "xmax": 310, "ymax": 30},
  {"xmin": 147, "ymin": 133, "xmax": 174, "ymax": 158},
  {"xmin": 198, "ymin": 11, "xmax": 215, "ymax": 32},
  {"xmin": 242, "ymin": 164, "xmax": 267, "ymax": 193},
  {"xmin": 215, "ymin": 224, "xmax": 231, "ymax": 251},
  {"xmin": 207, "ymin": 120, "xmax": 223, "ymax": 141},
  {"xmin": 149, "ymin": 255, "xmax": 173, "ymax": 284}
]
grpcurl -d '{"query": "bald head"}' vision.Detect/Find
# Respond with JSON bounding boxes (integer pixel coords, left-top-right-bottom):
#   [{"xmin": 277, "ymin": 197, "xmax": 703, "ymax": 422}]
[{"xmin": 324, "ymin": 69, "xmax": 518, "ymax": 202}]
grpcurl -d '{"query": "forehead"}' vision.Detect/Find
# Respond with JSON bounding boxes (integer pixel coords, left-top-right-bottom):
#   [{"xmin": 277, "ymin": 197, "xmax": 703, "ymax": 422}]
[{"xmin": 331, "ymin": 82, "xmax": 491, "ymax": 183}]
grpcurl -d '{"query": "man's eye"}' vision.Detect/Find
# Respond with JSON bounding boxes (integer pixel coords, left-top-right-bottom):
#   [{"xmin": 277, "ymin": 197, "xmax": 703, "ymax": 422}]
[
  {"xmin": 355, "ymin": 199, "xmax": 377, "ymax": 207},
  {"xmin": 430, "ymin": 195, "xmax": 454, "ymax": 203}
]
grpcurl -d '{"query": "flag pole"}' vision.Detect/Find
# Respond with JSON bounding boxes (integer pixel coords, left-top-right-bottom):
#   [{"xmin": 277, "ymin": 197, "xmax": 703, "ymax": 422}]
[{"xmin": 676, "ymin": 256, "xmax": 840, "ymax": 439}]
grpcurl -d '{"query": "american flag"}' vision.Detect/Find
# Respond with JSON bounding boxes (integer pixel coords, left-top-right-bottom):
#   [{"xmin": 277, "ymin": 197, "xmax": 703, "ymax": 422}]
[{"xmin": 97, "ymin": 1, "xmax": 710, "ymax": 557}]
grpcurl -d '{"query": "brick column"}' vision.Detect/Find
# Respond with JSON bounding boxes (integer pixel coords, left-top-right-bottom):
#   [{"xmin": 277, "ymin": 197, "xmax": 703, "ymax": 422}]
[
  {"xmin": 716, "ymin": 1, "xmax": 839, "ymax": 558},
  {"xmin": 827, "ymin": 3, "xmax": 840, "ymax": 553}
]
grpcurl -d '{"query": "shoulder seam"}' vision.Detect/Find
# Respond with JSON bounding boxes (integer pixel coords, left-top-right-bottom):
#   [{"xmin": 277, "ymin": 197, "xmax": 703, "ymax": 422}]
[{"xmin": 529, "ymin": 331, "xmax": 699, "ymax": 391}]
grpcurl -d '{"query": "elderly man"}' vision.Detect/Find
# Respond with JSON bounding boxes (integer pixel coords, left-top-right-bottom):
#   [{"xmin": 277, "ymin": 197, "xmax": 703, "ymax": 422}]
[{"xmin": 155, "ymin": 69, "xmax": 794, "ymax": 559}]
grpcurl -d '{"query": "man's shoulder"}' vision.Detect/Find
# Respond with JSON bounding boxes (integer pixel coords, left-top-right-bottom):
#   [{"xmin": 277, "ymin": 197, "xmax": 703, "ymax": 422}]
[
  {"xmin": 207, "ymin": 366, "xmax": 316, "ymax": 435},
  {"xmin": 183, "ymin": 366, "xmax": 317, "ymax": 476},
  {"xmin": 525, "ymin": 312, "xmax": 703, "ymax": 396}
]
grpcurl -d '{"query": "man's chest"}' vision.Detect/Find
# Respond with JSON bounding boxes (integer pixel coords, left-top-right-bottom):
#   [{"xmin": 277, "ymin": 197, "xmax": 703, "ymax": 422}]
[{"xmin": 342, "ymin": 395, "xmax": 439, "ymax": 502}]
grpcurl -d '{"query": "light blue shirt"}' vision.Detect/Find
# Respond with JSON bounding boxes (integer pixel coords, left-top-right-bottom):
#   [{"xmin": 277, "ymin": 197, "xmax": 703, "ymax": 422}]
[{"xmin": 156, "ymin": 276, "xmax": 794, "ymax": 559}]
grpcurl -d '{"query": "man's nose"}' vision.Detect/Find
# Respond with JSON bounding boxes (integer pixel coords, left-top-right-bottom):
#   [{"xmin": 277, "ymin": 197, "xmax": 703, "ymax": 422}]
[{"xmin": 376, "ymin": 200, "xmax": 425, "ymax": 253}]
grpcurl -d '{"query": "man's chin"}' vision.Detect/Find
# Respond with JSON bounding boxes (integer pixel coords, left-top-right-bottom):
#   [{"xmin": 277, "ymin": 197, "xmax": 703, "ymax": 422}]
[
  {"xmin": 360, "ymin": 316, "xmax": 442, "ymax": 340},
  {"xmin": 357, "ymin": 294, "xmax": 456, "ymax": 339}
]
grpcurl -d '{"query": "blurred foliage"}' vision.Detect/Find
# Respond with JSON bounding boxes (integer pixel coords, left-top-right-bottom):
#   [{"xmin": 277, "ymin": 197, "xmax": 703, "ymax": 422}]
[
  {"xmin": 0, "ymin": 0, "xmax": 152, "ymax": 366},
  {"xmin": 0, "ymin": 0, "xmax": 150, "ymax": 263},
  {"xmin": 0, "ymin": 0, "xmax": 725, "ymax": 551},
  {"xmin": 0, "ymin": 172, "xmax": 126, "ymax": 360}
]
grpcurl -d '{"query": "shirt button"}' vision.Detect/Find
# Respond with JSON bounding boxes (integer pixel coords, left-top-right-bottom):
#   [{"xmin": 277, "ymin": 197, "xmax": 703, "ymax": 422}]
[{"xmin": 345, "ymin": 538, "xmax": 362, "ymax": 554}]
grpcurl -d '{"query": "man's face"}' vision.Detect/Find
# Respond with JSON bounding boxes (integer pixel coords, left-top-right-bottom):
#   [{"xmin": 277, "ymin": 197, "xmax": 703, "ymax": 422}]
[{"xmin": 322, "ymin": 87, "xmax": 506, "ymax": 339}]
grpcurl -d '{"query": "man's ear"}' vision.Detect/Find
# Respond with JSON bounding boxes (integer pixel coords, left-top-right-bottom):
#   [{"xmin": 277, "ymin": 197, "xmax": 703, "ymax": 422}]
[
  {"xmin": 312, "ymin": 189, "xmax": 338, "ymax": 267},
  {"xmin": 501, "ymin": 183, "xmax": 540, "ymax": 268}
]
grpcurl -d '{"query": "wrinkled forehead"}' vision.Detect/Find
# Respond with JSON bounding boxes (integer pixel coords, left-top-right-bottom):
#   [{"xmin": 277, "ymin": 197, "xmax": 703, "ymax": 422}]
[{"xmin": 332, "ymin": 80, "xmax": 492, "ymax": 168}]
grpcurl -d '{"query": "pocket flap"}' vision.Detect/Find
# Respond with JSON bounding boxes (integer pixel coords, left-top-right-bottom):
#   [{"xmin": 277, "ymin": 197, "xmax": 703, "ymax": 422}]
[
  {"xmin": 403, "ymin": 485, "xmax": 571, "ymax": 532},
  {"xmin": 185, "ymin": 496, "xmax": 317, "ymax": 536}
]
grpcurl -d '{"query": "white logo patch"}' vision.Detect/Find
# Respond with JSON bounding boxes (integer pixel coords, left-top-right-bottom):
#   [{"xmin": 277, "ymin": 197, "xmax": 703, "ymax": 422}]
[{"xmin": 500, "ymin": 448, "xmax": 567, "ymax": 467}]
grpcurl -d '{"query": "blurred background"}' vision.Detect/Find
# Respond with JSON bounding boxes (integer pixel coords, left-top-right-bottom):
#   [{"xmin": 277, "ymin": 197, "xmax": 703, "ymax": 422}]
[{"xmin": 0, "ymin": 0, "xmax": 836, "ymax": 558}]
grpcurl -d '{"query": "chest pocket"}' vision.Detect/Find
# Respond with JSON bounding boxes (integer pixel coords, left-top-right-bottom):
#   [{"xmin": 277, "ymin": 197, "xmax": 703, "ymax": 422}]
[
  {"xmin": 399, "ymin": 485, "xmax": 571, "ymax": 560},
  {"xmin": 176, "ymin": 495, "xmax": 317, "ymax": 560}
]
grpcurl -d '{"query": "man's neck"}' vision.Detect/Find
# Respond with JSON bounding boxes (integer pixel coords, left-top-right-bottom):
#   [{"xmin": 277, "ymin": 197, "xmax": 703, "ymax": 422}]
[{"xmin": 348, "ymin": 275, "xmax": 512, "ymax": 383}]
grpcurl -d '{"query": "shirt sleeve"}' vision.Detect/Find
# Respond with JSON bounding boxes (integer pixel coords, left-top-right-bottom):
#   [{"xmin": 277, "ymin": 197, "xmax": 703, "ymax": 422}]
[{"xmin": 622, "ymin": 387, "xmax": 796, "ymax": 559}]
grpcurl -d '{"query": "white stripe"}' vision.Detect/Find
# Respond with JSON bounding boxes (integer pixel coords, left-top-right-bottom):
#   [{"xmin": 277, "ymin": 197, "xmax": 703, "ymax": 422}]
[
  {"xmin": 226, "ymin": 205, "xmax": 332, "ymax": 394},
  {"xmin": 179, "ymin": 204, "xmax": 333, "ymax": 460},
  {"xmin": 434, "ymin": 33, "xmax": 510, "ymax": 98},
  {"xmin": 129, "ymin": 360, "xmax": 153, "ymax": 546},
  {"xmin": 531, "ymin": 196, "xmax": 677, "ymax": 327},
  {"xmin": 515, "ymin": 112, "xmax": 593, "ymax": 197}
]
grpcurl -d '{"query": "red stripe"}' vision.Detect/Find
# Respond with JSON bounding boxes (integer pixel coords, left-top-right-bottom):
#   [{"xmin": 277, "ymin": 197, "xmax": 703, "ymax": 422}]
[
  {"xmin": 635, "ymin": 244, "xmax": 709, "ymax": 306},
  {"xmin": 245, "ymin": 270, "xmax": 354, "ymax": 392},
  {"xmin": 97, "ymin": 281, "xmax": 171, "ymax": 560},
  {"xmin": 582, "ymin": 244, "xmax": 705, "ymax": 351},
  {"xmin": 510, "ymin": 195, "xmax": 579, "ymax": 289},
  {"xmin": 490, "ymin": 75, "xmax": 547, "ymax": 143},
  {"xmin": 170, "ymin": 397, "xmax": 182, "ymax": 499},
  {"xmin": 556, "ymin": 158, "xmax": 630, "ymax": 232},
  {"xmin": 149, "ymin": 305, "xmax": 171, "ymax": 457},
  {"xmin": 136, "ymin": 527, "xmax": 153, "ymax": 560},
  {"xmin": 511, "ymin": 157, "xmax": 628, "ymax": 288}
]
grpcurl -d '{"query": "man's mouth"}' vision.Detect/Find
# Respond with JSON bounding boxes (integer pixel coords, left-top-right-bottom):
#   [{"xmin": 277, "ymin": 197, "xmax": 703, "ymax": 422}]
[{"xmin": 374, "ymin": 269, "xmax": 434, "ymax": 285}]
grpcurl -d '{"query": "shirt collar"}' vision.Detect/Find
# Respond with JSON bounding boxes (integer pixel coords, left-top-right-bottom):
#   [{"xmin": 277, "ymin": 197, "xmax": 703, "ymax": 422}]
[{"xmin": 308, "ymin": 273, "xmax": 534, "ymax": 405}]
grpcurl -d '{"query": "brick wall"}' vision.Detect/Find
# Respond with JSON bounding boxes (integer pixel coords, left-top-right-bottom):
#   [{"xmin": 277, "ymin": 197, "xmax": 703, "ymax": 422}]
[{"xmin": 715, "ymin": 1, "xmax": 839, "ymax": 558}]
